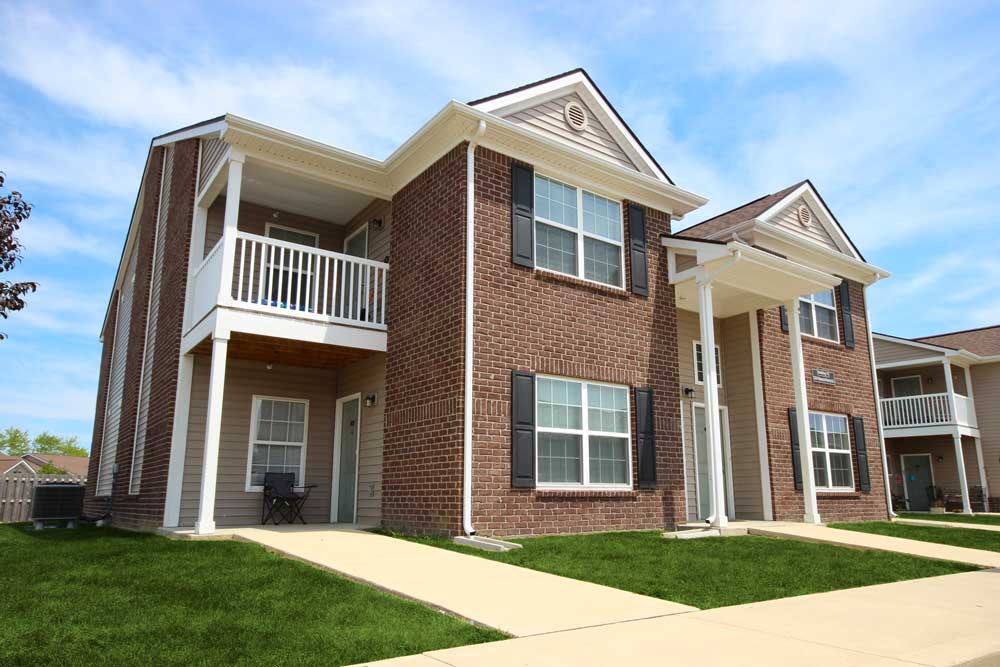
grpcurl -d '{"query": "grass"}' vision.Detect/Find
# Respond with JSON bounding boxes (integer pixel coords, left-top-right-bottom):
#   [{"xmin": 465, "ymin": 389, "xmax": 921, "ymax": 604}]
[
  {"xmin": 832, "ymin": 521, "xmax": 1000, "ymax": 553},
  {"xmin": 394, "ymin": 530, "xmax": 975, "ymax": 609},
  {"xmin": 0, "ymin": 524, "xmax": 504, "ymax": 667},
  {"xmin": 898, "ymin": 512, "xmax": 1000, "ymax": 527}
]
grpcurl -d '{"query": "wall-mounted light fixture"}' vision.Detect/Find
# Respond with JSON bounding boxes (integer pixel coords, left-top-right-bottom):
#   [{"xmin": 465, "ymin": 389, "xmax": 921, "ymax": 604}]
[
  {"xmin": 937, "ymin": 455, "xmax": 945, "ymax": 463},
  {"xmin": 683, "ymin": 387, "xmax": 695, "ymax": 398},
  {"xmin": 272, "ymin": 211, "xmax": 280, "ymax": 219},
  {"xmin": 365, "ymin": 393, "xmax": 378, "ymax": 407},
  {"xmin": 266, "ymin": 362, "xmax": 274, "ymax": 370},
  {"xmin": 370, "ymin": 217, "xmax": 384, "ymax": 230}
]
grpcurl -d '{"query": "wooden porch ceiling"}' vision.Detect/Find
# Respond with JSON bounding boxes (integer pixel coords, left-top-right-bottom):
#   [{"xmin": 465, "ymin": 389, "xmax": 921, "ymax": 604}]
[{"xmin": 190, "ymin": 332, "xmax": 374, "ymax": 369}]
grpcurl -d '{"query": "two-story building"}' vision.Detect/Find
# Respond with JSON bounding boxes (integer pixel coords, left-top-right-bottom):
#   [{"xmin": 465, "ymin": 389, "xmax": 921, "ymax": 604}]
[
  {"xmin": 84, "ymin": 69, "xmax": 893, "ymax": 537},
  {"xmin": 873, "ymin": 326, "xmax": 999, "ymax": 513}
]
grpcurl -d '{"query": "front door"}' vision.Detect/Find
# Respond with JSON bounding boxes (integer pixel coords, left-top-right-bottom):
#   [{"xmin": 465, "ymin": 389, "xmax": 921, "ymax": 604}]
[
  {"xmin": 694, "ymin": 405, "xmax": 732, "ymax": 521},
  {"xmin": 902, "ymin": 455, "xmax": 933, "ymax": 511},
  {"xmin": 334, "ymin": 397, "xmax": 361, "ymax": 523}
]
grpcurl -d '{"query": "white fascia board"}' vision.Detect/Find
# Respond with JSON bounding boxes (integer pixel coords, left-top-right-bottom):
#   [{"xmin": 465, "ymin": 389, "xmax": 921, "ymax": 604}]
[
  {"xmin": 152, "ymin": 119, "xmax": 228, "ymax": 148},
  {"xmin": 756, "ymin": 182, "xmax": 861, "ymax": 261},
  {"xmin": 876, "ymin": 357, "xmax": 950, "ymax": 370}
]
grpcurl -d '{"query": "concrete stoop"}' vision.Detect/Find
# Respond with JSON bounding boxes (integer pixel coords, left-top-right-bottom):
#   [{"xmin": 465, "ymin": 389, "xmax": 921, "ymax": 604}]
[{"xmin": 663, "ymin": 526, "xmax": 748, "ymax": 539}]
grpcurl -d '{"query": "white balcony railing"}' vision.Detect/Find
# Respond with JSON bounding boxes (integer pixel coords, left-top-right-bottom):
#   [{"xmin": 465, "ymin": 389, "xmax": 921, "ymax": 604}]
[
  {"xmin": 231, "ymin": 232, "xmax": 388, "ymax": 330},
  {"xmin": 880, "ymin": 392, "xmax": 977, "ymax": 429}
]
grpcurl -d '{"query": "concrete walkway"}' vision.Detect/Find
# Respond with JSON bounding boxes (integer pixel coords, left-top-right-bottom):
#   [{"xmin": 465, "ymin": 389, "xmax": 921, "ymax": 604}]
[
  {"xmin": 223, "ymin": 525, "xmax": 694, "ymax": 636},
  {"xmin": 895, "ymin": 517, "xmax": 1000, "ymax": 533},
  {"xmin": 357, "ymin": 569, "xmax": 1000, "ymax": 667},
  {"xmin": 744, "ymin": 522, "xmax": 1000, "ymax": 568}
]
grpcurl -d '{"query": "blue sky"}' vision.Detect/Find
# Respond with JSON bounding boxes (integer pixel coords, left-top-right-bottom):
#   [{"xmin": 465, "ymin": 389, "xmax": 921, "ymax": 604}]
[{"xmin": 3, "ymin": 0, "xmax": 999, "ymax": 451}]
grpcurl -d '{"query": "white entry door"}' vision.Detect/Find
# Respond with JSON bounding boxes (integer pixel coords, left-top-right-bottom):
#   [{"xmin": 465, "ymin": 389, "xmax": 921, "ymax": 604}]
[{"xmin": 694, "ymin": 404, "xmax": 733, "ymax": 521}]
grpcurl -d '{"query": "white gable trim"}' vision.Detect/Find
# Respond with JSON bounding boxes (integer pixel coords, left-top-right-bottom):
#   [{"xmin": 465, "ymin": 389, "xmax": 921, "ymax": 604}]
[
  {"xmin": 3, "ymin": 459, "xmax": 35, "ymax": 474},
  {"xmin": 470, "ymin": 70, "xmax": 669, "ymax": 184},
  {"xmin": 756, "ymin": 183, "xmax": 861, "ymax": 260}
]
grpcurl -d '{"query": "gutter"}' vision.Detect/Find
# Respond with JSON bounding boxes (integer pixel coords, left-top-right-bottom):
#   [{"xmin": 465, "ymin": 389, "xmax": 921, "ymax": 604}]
[{"xmin": 463, "ymin": 120, "xmax": 487, "ymax": 536}]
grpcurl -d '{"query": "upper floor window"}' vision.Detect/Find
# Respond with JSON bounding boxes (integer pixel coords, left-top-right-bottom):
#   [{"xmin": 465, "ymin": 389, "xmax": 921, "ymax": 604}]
[
  {"xmin": 800, "ymin": 290, "xmax": 839, "ymax": 342},
  {"xmin": 535, "ymin": 376, "xmax": 631, "ymax": 487},
  {"xmin": 694, "ymin": 341, "xmax": 722, "ymax": 386},
  {"xmin": 809, "ymin": 412, "xmax": 853, "ymax": 490},
  {"xmin": 534, "ymin": 174, "xmax": 624, "ymax": 288}
]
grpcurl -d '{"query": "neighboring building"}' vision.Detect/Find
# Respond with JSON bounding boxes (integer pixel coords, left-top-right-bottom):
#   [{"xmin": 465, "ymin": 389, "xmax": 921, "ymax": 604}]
[
  {"xmin": 0, "ymin": 453, "xmax": 90, "ymax": 476},
  {"xmin": 84, "ymin": 69, "xmax": 892, "ymax": 536},
  {"xmin": 873, "ymin": 326, "xmax": 1000, "ymax": 512}
]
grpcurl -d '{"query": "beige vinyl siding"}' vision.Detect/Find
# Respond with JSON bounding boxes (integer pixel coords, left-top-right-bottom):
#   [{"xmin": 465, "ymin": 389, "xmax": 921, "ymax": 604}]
[
  {"xmin": 503, "ymin": 93, "xmax": 638, "ymax": 172},
  {"xmin": 97, "ymin": 250, "xmax": 138, "ymax": 496},
  {"xmin": 675, "ymin": 253, "xmax": 698, "ymax": 273},
  {"xmin": 204, "ymin": 199, "xmax": 348, "ymax": 259},
  {"xmin": 886, "ymin": 436, "xmax": 984, "ymax": 501},
  {"xmin": 337, "ymin": 353, "xmax": 385, "ymax": 525},
  {"xmin": 345, "ymin": 200, "xmax": 392, "ymax": 263},
  {"xmin": 179, "ymin": 358, "xmax": 337, "ymax": 527},
  {"xmin": 720, "ymin": 313, "xmax": 763, "ymax": 519},
  {"xmin": 971, "ymin": 362, "xmax": 1000, "ymax": 494},
  {"xmin": 874, "ymin": 337, "xmax": 945, "ymax": 365},
  {"xmin": 677, "ymin": 310, "xmax": 726, "ymax": 521},
  {"xmin": 770, "ymin": 198, "xmax": 840, "ymax": 253},
  {"xmin": 130, "ymin": 146, "xmax": 173, "ymax": 494},
  {"xmin": 879, "ymin": 363, "xmax": 967, "ymax": 399},
  {"xmin": 198, "ymin": 138, "xmax": 227, "ymax": 194}
]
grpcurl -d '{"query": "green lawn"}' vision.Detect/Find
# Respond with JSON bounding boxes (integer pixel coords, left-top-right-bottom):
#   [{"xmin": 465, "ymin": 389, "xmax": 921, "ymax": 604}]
[
  {"xmin": 899, "ymin": 512, "xmax": 1000, "ymax": 527},
  {"xmin": 832, "ymin": 521, "xmax": 1000, "ymax": 553},
  {"xmin": 395, "ymin": 530, "xmax": 974, "ymax": 609},
  {"xmin": 0, "ymin": 524, "xmax": 503, "ymax": 667}
]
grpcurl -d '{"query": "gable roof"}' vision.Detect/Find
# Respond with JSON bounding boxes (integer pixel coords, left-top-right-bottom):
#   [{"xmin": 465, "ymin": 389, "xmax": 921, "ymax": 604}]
[
  {"xmin": 678, "ymin": 179, "xmax": 865, "ymax": 262},
  {"xmin": 916, "ymin": 325, "xmax": 1000, "ymax": 357},
  {"xmin": 469, "ymin": 68, "xmax": 675, "ymax": 185}
]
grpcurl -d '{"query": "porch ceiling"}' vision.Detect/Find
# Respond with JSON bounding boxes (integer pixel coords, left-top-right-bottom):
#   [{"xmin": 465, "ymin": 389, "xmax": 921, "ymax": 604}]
[
  {"xmin": 191, "ymin": 331, "xmax": 374, "ymax": 368},
  {"xmin": 240, "ymin": 160, "xmax": 376, "ymax": 224}
]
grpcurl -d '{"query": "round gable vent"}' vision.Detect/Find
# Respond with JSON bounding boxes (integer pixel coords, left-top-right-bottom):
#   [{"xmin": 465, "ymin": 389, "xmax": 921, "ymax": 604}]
[
  {"xmin": 564, "ymin": 101, "xmax": 589, "ymax": 132},
  {"xmin": 797, "ymin": 204, "xmax": 812, "ymax": 226}
]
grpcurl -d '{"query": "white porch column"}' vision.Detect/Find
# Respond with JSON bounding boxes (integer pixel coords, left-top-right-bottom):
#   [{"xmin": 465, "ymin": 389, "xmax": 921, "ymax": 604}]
[
  {"xmin": 974, "ymin": 437, "xmax": 990, "ymax": 512},
  {"xmin": 163, "ymin": 353, "xmax": 195, "ymax": 527},
  {"xmin": 216, "ymin": 154, "xmax": 244, "ymax": 305},
  {"xmin": 787, "ymin": 299, "xmax": 821, "ymax": 524},
  {"xmin": 942, "ymin": 360, "xmax": 972, "ymax": 514},
  {"xmin": 698, "ymin": 280, "xmax": 727, "ymax": 528},
  {"xmin": 195, "ymin": 335, "xmax": 229, "ymax": 535}
]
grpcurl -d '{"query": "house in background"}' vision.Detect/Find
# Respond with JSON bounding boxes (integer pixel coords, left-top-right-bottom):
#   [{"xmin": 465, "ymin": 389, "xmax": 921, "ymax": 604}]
[
  {"xmin": 1, "ymin": 453, "xmax": 90, "ymax": 476},
  {"xmin": 83, "ymin": 68, "xmax": 892, "ymax": 536},
  {"xmin": 873, "ymin": 326, "xmax": 999, "ymax": 513}
]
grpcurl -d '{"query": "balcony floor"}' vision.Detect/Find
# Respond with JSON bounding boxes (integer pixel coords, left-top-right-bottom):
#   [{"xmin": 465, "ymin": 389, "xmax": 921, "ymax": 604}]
[{"xmin": 190, "ymin": 331, "xmax": 375, "ymax": 368}]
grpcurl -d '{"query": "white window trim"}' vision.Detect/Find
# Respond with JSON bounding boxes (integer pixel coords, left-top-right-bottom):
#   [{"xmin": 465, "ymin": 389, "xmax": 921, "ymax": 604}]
[
  {"xmin": 808, "ymin": 410, "xmax": 854, "ymax": 492},
  {"xmin": 533, "ymin": 173, "xmax": 626, "ymax": 290},
  {"xmin": 800, "ymin": 290, "xmax": 840, "ymax": 343},
  {"xmin": 534, "ymin": 374, "xmax": 633, "ymax": 489},
  {"xmin": 693, "ymin": 340, "xmax": 723, "ymax": 387},
  {"xmin": 265, "ymin": 222, "xmax": 320, "ymax": 247},
  {"xmin": 344, "ymin": 224, "xmax": 369, "ymax": 257},
  {"xmin": 244, "ymin": 394, "xmax": 310, "ymax": 493},
  {"xmin": 891, "ymin": 375, "xmax": 923, "ymax": 397}
]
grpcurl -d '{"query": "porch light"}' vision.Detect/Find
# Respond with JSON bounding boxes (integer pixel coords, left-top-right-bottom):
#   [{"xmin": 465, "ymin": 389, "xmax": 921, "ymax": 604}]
[
  {"xmin": 370, "ymin": 217, "xmax": 384, "ymax": 230},
  {"xmin": 683, "ymin": 387, "xmax": 695, "ymax": 398},
  {"xmin": 365, "ymin": 393, "xmax": 378, "ymax": 407}
]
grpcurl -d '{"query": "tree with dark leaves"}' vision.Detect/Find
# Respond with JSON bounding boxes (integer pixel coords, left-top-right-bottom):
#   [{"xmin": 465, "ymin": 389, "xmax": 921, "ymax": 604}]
[{"xmin": 0, "ymin": 171, "xmax": 36, "ymax": 339}]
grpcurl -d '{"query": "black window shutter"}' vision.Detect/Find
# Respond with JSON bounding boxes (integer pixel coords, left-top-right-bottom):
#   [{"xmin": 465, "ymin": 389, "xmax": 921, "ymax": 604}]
[
  {"xmin": 788, "ymin": 407, "xmax": 803, "ymax": 491},
  {"xmin": 511, "ymin": 371, "xmax": 536, "ymax": 487},
  {"xmin": 780, "ymin": 305, "xmax": 789, "ymax": 333},
  {"xmin": 511, "ymin": 163, "xmax": 535, "ymax": 268},
  {"xmin": 852, "ymin": 416, "xmax": 871, "ymax": 492},
  {"xmin": 634, "ymin": 387, "xmax": 656, "ymax": 488},
  {"xmin": 628, "ymin": 204, "xmax": 649, "ymax": 296},
  {"xmin": 838, "ymin": 280, "xmax": 855, "ymax": 349}
]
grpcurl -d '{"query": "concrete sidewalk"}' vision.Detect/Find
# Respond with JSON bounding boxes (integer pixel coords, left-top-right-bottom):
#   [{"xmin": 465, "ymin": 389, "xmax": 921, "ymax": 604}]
[
  {"xmin": 224, "ymin": 525, "xmax": 694, "ymax": 636},
  {"xmin": 895, "ymin": 517, "xmax": 1000, "ymax": 533},
  {"xmin": 745, "ymin": 522, "xmax": 1000, "ymax": 568},
  {"xmin": 357, "ymin": 569, "xmax": 1000, "ymax": 667}
]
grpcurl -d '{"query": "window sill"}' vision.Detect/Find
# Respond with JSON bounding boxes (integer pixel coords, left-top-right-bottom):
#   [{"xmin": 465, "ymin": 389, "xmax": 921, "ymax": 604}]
[
  {"xmin": 817, "ymin": 490, "xmax": 863, "ymax": 498},
  {"xmin": 801, "ymin": 335, "xmax": 844, "ymax": 350},
  {"xmin": 532, "ymin": 269, "xmax": 631, "ymax": 298},
  {"xmin": 533, "ymin": 487, "xmax": 639, "ymax": 499}
]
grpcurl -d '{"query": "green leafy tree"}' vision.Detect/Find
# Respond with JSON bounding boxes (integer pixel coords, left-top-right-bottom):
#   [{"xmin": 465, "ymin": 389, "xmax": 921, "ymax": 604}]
[
  {"xmin": 31, "ymin": 431, "xmax": 87, "ymax": 457},
  {"xmin": 0, "ymin": 171, "xmax": 37, "ymax": 339},
  {"xmin": 0, "ymin": 426, "xmax": 30, "ymax": 456}
]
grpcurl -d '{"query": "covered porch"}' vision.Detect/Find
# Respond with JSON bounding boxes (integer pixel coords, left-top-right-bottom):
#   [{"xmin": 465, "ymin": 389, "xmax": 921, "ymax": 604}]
[{"xmin": 664, "ymin": 236, "xmax": 846, "ymax": 527}]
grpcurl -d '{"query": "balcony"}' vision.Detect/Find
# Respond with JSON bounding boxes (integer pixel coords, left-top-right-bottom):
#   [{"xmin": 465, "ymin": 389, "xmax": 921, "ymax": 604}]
[{"xmin": 880, "ymin": 393, "xmax": 978, "ymax": 431}]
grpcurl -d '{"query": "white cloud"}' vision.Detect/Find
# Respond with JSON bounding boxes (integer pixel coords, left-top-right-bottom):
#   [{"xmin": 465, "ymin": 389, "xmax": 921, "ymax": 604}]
[
  {"xmin": 10, "ymin": 276, "xmax": 107, "ymax": 339},
  {"xmin": 17, "ymin": 215, "xmax": 119, "ymax": 265}
]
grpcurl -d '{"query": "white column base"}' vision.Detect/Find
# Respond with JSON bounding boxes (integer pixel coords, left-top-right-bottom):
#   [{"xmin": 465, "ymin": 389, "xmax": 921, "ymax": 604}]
[{"xmin": 194, "ymin": 520, "xmax": 216, "ymax": 535}]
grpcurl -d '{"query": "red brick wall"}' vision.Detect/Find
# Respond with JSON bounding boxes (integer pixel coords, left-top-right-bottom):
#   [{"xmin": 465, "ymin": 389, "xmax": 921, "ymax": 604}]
[
  {"xmin": 382, "ymin": 144, "xmax": 468, "ymax": 535},
  {"xmin": 757, "ymin": 281, "xmax": 888, "ymax": 522},
  {"xmin": 83, "ymin": 140, "xmax": 198, "ymax": 529},
  {"xmin": 83, "ymin": 293, "xmax": 119, "ymax": 518},
  {"xmin": 469, "ymin": 147, "xmax": 684, "ymax": 537}
]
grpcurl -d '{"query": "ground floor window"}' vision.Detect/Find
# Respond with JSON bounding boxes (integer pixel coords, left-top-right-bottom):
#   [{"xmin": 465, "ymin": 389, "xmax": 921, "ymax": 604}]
[
  {"xmin": 808, "ymin": 412, "xmax": 853, "ymax": 490},
  {"xmin": 247, "ymin": 396, "xmax": 308, "ymax": 490},
  {"xmin": 536, "ymin": 376, "xmax": 631, "ymax": 487}
]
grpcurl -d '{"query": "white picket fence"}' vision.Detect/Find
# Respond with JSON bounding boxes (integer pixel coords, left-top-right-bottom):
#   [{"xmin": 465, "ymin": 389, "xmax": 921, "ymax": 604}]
[{"xmin": 0, "ymin": 474, "xmax": 86, "ymax": 523}]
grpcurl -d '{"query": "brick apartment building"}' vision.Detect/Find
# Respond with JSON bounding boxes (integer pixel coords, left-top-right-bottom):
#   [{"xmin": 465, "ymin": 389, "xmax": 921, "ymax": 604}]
[{"xmin": 84, "ymin": 69, "xmax": 893, "ymax": 536}]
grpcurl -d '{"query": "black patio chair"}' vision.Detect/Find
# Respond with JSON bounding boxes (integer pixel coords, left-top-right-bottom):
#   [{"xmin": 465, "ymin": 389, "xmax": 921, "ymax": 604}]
[{"xmin": 261, "ymin": 472, "xmax": 315, "ymax": 525}]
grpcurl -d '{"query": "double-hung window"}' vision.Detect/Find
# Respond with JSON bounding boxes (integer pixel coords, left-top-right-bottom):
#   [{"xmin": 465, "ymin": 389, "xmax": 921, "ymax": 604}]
[
  {"xmin": 247, "ymin": 396, "xmax": 308, "ymax": 490},
  {"xmin": 694, "ymin": 342, "xmax": 722, "ymax": 386},
  {"xmin": 534, "ymin": 174, "xmax": 624, "ymax": 288},
  {"xmin": 799, "ymin": 290, "xmax": 839, "ymax": 342},
  {"xmin": 536, "ymin": 376, "xmax": 631, "ymax": 487},
  {"xmin": 808, "ymin": 412, "xmax": 853, "ymax": 490}
]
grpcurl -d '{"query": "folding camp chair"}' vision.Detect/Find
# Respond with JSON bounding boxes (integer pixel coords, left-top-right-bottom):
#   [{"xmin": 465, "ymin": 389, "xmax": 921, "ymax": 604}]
[{"xmin": 261, "ymin": 473, "xmax": 315, "ymax": 525}]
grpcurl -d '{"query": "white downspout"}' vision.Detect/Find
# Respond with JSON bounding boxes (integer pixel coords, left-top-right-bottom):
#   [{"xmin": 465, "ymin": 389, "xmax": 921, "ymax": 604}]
[
  {"xmin": 863, "ymin": 283, "xmax": 896, "ymax": 518},
  {"xmin": 463, "ymin": 120, "xmax": 487, "ymax": 536}
]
